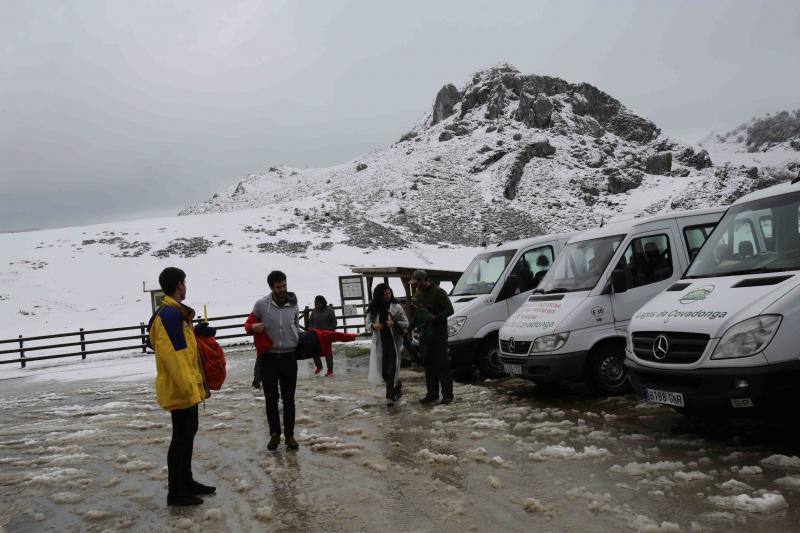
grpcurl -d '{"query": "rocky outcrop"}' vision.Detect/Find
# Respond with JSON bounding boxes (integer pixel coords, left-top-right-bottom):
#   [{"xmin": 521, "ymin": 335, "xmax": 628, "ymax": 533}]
[
  {"xmin": 504, "ymin": 141, "xmax": 556, "ymax": 200},
  {"xmin": 485, "ymin": 83, "xmax": 507, "ymax": 120},
  {"xmin": 431, "ymin": 84, "xmax": 461, "ymax": 125},
  {"xmin": 675, "ymin": 147, "xmax": 712, "ymax": 170},
  {"xmin": 517, "ymin": 93, "xmax": 553, "ymax": 128},
  {"xmin": 644, "ymin": 152, "xmax": 672, "ymax": 175},
  {"xmin": 606, "ymin": 168, "xmax": 644, "ymax": 194},
  {"xmin": 356, "ymin": 163, "xmax": 367, "ymax": 172},
  {"xmin": 438, "ymin": 131, "xmax": 454, "ymax": 142},
  {"xmin": 606, "ymin": 111, "xmax": 660, "ymax": 144}
]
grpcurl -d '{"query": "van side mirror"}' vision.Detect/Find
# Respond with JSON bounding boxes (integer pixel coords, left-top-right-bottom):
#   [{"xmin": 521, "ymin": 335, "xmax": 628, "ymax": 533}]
[{"xmin": 610, "ymin": 269, "xmax": 627, "ymax": 293}]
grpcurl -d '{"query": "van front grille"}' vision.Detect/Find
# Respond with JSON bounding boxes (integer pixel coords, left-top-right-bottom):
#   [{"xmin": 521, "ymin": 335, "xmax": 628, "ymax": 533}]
[{"xmin": 632, "ymin": 331, "xmax": 709, "ymax": 364}]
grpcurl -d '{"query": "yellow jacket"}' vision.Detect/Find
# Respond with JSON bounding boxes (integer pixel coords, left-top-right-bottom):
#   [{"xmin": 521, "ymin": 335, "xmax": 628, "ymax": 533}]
[{"xmin": 149, "ymin": 296, "xmax": 209, "ymax": 411}]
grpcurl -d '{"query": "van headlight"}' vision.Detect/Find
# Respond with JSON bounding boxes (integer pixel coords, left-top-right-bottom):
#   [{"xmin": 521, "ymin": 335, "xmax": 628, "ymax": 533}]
[
  {"xmin": 448, "ymin": 316, "xmax": 467, "ymax": 337},
  {"xmin": 531, "ymin": 332, "xmax": 570, "ymax": 353},
  {"xmin": 711, "ymin": 315, "xmax": 782, "ymax": 360}
]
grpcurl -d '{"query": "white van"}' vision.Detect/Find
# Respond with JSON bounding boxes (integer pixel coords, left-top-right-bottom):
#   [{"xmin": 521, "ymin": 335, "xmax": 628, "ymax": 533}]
[
  {"xmin": 446, "ymin": 233, "xmax": 573, "ymax": 378},
  {"xmin": 626, "ymin": 181, "xmax": 800, "ymax": 413},
  {"xmin": 498, "ymin": 208, "xmax": 725, "ymax": 394}
]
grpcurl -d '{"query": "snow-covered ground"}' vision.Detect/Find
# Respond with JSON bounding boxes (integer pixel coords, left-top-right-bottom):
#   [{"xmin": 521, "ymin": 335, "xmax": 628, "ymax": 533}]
[
  {"xmin": 2, "ymin": 348, "xmax": 800, "ymax": 532},
  {"xmin": 0, "ymin": 204, "xmax": 478, "ymax": 345}
]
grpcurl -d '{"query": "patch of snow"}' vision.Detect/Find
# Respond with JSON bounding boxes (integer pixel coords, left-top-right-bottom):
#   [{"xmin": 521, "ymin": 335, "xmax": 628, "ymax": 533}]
[
  {"xmin": 530, "ymin": 445, "xmax": 611, "ymax": 461},
  {"xmin": 707, "ymin": 492, "xmax": 788, "ymax": 514}
]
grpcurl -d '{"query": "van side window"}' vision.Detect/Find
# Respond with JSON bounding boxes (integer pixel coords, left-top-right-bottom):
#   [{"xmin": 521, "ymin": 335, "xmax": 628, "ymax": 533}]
[
  {"xmin": 615, "ymin": 234, "xmax": 672, "ymax": 289},
  {"xmin": 508, "ymin": 246, "xmax": 554, "ymax": 293},
  {"xmin": 683, "ymin": 223, "xmax": 716, "ymax": 260}
]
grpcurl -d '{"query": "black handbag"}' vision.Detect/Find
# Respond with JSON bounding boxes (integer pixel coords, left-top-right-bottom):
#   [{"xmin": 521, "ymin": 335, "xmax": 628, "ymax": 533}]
[{"xmin": 295, "ymin": 330, "xmax": 321, "ymax": 360}]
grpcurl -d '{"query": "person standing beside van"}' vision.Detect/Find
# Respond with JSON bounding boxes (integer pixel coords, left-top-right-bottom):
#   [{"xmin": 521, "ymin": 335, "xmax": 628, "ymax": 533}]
[
  {"xmin": 309, "ymin": 295, "xmax": 337, "ymax": 376},
  {"xmin": 148, "ymin": 267, "xmax": 214, "ymax": 507},
  {"xmin": 411, "ymin": 270, "xmax": 455, "ymax": 405},
  {"xmin": 245, "ymin": 270, "xmax": 301, "ymax": 451}
]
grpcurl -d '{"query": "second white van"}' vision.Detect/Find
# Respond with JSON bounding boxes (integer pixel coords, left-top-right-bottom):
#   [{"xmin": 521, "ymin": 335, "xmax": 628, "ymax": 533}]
[{"xmin": 498, "ymin": 208, "xmax": 724, "ymax": 394}]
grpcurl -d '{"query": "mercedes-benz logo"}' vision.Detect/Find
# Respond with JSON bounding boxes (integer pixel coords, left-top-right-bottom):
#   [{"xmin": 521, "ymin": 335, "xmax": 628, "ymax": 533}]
[
  {"xmin": 508, "ymin": 337, "xmax": 516, "ymax": 352},
  {"xmin": 652, "ymin": 335, "xmax": 670, "ymax": 360}
]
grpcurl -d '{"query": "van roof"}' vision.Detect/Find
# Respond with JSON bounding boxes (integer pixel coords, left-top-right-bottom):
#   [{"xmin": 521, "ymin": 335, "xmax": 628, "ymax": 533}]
[
  {"xmin": 733, "ymin": 180, "xmax": 800, "ymax": 205},
  {"xmin": 490, "ymin": 232, "xmax": 576, "ymax": 252},
  {"xmin": 567, "ymin": 207, "xmax": 726, "ymax": 244}
]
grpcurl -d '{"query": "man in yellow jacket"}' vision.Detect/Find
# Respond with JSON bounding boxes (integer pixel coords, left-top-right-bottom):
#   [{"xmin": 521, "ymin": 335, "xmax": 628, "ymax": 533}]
[{"xmin": 148, "ymin": 267, "xmax": 212, "ymax": 506}]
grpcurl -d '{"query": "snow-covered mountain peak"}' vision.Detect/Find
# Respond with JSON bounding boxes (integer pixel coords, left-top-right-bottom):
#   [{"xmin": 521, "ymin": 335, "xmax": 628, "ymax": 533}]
[{"xmin": 180, "ymin": 66, "xmax": 799, "ymax": 247}]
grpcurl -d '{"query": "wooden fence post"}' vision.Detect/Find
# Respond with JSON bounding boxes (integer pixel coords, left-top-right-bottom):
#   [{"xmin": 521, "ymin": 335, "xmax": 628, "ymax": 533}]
[
  {"xmin": 140, "ymin": 322, "xmax": 147, "ymax": 353},
  {"xmin": 80, "ymin": 328, "xmax": 86, "ymax": 360},
  {"xmin": 19, "ymin": 335, "xmax": 25, "ymax": 369},
  {"xmin": 303, "ymin": 306, "xmax": 310, "ymax": 328}
]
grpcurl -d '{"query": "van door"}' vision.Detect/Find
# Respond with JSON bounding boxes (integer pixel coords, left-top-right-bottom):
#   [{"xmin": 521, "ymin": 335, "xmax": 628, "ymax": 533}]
[
  {"xmin": 609, "ymin": 230, "xmax": 678, "ymax": 329},
  {"xmin": 501, "ymin": 244, "xmax": 556, "ymax": 316}
]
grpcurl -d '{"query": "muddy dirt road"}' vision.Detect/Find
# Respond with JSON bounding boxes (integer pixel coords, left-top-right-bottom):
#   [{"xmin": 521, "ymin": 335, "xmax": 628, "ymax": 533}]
[{"xmin": 2, "ymin": 347, "xmax": 800, "ymax": 532}]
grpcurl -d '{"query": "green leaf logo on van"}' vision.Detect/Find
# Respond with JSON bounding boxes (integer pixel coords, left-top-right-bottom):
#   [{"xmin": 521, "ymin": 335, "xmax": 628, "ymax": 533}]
[{"xmin": 679, "ymin": 285, "xmax": 714, "ymax": 304}]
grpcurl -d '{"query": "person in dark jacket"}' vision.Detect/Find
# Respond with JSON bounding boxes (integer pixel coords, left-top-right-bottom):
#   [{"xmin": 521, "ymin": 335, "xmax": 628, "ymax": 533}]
[
  {"xmin": 410, "ymin": 269, "xmax": 455, "ymax": 405},
  {"xmin": 309, "ymin": 295, "xmax": 337, "ymax": 376}
]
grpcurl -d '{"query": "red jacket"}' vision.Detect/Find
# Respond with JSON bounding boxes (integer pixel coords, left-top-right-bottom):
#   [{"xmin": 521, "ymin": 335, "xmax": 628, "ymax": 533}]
[
  {"xmin": 310, "ymin": 328, "xmax": 357, "ymax": 356},
  {"xmin": 244, "ymin": 313, "xmax": 273, "ymax": 356}
]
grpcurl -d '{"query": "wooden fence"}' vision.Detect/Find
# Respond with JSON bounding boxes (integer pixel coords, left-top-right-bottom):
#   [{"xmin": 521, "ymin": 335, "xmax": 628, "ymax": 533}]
[{"xmin": 0, "ymin": 303, "xmax": 368, "ymax": 368}]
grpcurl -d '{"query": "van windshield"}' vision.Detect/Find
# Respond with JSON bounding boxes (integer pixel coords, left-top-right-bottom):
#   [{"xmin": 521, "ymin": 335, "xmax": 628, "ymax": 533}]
[
  {"xmin": 452, "ymin": 250, "xmax": 516, "ymax": 296},
  {"xmin": 686, "ymin": 190, "xmax": 800, "ymax": 278},
  {"xmin": 537, "ymin": 235, "xmax": 624, "ymax": 293}
]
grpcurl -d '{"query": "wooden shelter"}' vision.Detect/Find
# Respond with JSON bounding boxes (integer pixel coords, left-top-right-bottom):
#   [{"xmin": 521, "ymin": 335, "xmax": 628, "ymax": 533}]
[{"xmin": 350, "ymin": 266, "xmax": 463, "ymax": 301}]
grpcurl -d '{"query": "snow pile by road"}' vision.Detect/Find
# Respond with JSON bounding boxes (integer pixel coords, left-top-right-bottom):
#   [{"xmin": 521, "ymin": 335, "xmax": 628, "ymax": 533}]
[{"xmin": 707, "ymin": 492, "xmax": 788, "ymax": 514}]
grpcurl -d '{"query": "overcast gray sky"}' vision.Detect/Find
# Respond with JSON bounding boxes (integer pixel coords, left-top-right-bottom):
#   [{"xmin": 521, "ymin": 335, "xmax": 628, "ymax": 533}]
[{"xmin": 1, "ymin": 0, "xmax": 798, "ymax": 231}]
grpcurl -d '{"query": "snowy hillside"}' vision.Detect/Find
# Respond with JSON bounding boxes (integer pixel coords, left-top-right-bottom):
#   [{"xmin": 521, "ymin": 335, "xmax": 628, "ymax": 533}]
[
  {"xmin": 0, "ymin": 208, "xmax": 479, "ymax": 343},
  {"xmin": 182, "ymin": 64, "xmax": 797, "ymax": 245}
]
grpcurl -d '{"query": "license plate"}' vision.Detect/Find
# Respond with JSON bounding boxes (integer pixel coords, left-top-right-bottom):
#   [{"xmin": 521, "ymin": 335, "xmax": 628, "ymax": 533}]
[
  {"xmin": 504, "ymin": 364, "xmax": 523, "ymax": 375},
  {"xmin": 646, "ymin": 388, "xmax": 685, "ymax": 407}
]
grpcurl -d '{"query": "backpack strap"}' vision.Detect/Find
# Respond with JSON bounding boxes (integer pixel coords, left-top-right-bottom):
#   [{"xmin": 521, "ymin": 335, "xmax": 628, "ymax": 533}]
[{"xmin": 145, "ymin": 305, "xmax": 165, "ymax": 350}]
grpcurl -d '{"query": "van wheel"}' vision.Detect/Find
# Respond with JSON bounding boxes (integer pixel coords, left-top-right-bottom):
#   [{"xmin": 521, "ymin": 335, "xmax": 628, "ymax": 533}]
[
  {"xmin": 589, "ymin": 347, "xmax": 629, "ymax": 396},
  {"xmin": 476, "ymin": 337, "xmax": 506, "ymax": 379}
]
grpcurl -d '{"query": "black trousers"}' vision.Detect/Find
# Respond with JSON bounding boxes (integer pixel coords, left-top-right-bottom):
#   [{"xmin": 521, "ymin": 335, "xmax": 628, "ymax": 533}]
[
  {"xmin": 423, "ymin": 335, "xmax": 453, "ymax": 400},
  {"xmin": 381, "ymin": 330, "xmax": 399, "ymax": 399},
  {"xmin": 168, "ymin": 404, "xmax": 198, "ymax": 496},
  {"xmin": 259, "ymin": 354, "xmax": 298, "ymax": 437},
  {"xmin": 313, "ymin": 355, "xmax": 333, "ymax": 372}
]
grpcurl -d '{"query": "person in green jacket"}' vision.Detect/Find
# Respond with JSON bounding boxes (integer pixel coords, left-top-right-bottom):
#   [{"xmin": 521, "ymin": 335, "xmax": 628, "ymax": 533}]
[{"xmin": 410, "ymin": 270, "xmax": 455, "ymax": 405}]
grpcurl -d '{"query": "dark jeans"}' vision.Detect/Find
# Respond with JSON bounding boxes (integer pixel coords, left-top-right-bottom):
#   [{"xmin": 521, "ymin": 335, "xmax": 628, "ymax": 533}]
[
  {"xmin": 381, "ymin": 330, "xmax": 399, "ymax": 399},
  {"xmin": 423, "ymin": 334, "xmax": 453, "ymax": 400},
  {"xmin": 313, "ymin": 355, "xmax": 333, "ymax": 372},
  {"xmin": 259, "ymin": 354, "xmax": 298, "ymax": 437},
  {"xmin": 168, "ymin": 404, "xmax": 198, "ymax": 496}
]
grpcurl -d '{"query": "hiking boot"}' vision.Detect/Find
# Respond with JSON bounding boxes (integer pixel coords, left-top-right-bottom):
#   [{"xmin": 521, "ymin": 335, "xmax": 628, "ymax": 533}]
[
  {"xmin": 325, "ymin": 370, "xmax": 334, "ymax": 377},
  {"xmin": 285, "ymin": 436, "xmax": 299, "ymax": 450},
  {"xmin": 267, "ymin": 433, "xmax": 281, "ymax": 451},
  {"xmin": 419, "ymin": 396, "xmax": 438, "ymax": 405},
  {"xmin": 440, "ymin": 397, "xmax": 453, "ymax": 405},
  {"xmin": 314, "ymin": 367, "xmax": 322, "ymax": 375},
  {"xmin": 188, "ymin": 480, "xmax": 216, "ymax": 495},
  {"xmin": 167, "ymin": 493, "xmax": 203, "ymax": 506}
]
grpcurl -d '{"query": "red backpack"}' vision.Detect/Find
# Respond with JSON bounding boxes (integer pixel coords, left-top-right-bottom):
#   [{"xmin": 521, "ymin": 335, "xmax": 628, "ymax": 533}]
[{"xmin": 196, "ymin": 333, "xmax": 226, "ymax": 391}]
